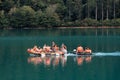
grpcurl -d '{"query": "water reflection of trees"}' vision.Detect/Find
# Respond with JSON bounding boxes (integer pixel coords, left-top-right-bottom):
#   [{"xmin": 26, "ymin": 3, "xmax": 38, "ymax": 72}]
[{"xmin": 0, "ymin": 28, "xmax": 120, "ymax": 37}]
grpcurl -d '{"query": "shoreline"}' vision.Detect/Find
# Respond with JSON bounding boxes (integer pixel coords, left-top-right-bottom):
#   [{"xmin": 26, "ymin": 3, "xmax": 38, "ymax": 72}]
[
  {"xmin": 56, "ymin": 26, "xmax": 120, "ymax": 29},
  {"xmin": 3, "ymin": 26, "xmax": 120, "ymax": 29}
]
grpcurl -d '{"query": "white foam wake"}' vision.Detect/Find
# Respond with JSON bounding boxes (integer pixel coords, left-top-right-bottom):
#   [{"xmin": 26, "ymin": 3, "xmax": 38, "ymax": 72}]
[
  {"xmin": 67, "ymin": 52, "xmax": 120, "ymax": 56},
  {"xmin": 94, "ymin": 52, "xmax": 120, "ymax": 56}
]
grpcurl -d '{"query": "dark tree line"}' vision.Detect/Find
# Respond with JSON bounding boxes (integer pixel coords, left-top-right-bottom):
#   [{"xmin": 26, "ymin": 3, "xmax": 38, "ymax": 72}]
[{"xmin": 0, "ymin": 0, "xmax": 120, "ymax": 28}]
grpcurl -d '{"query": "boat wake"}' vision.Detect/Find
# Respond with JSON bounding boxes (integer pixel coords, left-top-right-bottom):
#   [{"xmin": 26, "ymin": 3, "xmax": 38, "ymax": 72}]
[
  {"xmin": 67, "ymin": 52, "xmax": 120, "ymax": 56},
  {"xmin": 94, "ymin": 52, "xmax": 120, "ymax": 56}
]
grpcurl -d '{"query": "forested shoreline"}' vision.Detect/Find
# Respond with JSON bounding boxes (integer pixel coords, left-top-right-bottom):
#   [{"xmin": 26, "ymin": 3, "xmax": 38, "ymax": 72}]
[{"xmin": 0, "ymin": 0, "xmax": 120, "ymax": 29}]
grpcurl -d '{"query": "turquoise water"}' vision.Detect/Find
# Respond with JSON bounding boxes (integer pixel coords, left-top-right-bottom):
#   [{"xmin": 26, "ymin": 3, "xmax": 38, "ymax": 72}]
[{"xmin": 0, "ymin": 28, "xmax": 120, "ymax": 80}]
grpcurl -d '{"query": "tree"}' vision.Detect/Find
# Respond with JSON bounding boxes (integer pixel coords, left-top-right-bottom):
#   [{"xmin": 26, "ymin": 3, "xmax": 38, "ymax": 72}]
[
  {"xmin": 106, "ymin": 0, "xmax": 109, "ymax": 20},
  {"xmin": 115, "ymin": 0, "xmax": 120, "ymax": 18},
  {"xmin": 36, "ymin": 4, "xmax": 60, "ymax": 27},
  {"xmin": 82, "ymin": 0, "xmax": 96, "ymax": 19},
  {"xmin": 9, "ymin": 6, "xmax": 36, "ymax": 28},
  {"xmin": 65, "ymin": 0, "xmax": 73, "ymax": 21},
  {"xmin": 0, "ymin": 0, "xmax": 14, "ymax": 12},
  {"xmin": 0, "ymin": 10, "xmax": 9, "ymax": 28},
  {"xmin": 65, "ymin": 0, "xmax": 83, "ymax": 21},
  {"xmin": 101, "ymin": 0, "xmax": 104, "ymax": 20},
  {"xmin": 28, "ymin": 0, "xmax": 47, "ymax": 11},
  {"xmin": 73, "ymin": 0, "xmax": 82, "ymax": 20},
  {"xmin": 0, "ymin": 0, "xmax": 120, "ymax": 28},
  {"xmin": 56, "ymin": 3, "xmax": 67, "ymax": 21},
  {"xmin": 45, "ymin": 4, "xmax": 60, "ymax": 27},
  {"xmin": 113, "ymin": 0, "xmax": 116, "ymax": 19},
  {"xmin": 95, "ymin": 0, "xmax": 98, "ymax": 20}
]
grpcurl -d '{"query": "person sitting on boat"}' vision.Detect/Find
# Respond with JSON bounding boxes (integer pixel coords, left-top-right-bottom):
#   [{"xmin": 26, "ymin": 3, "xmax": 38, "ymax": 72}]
[
  {"xmin": 84, "ymin": 47, "xmax": 92, "ymax": 54},
  {"xmin": 43, "ymin": 44, "xmax": 52, "ymax": 53},
  {"xmin": 27, "ymin": 45, "xmax": 42, "ymax": 54},
  {"xmin": 33, "ymin": 45, "xmax": 44, "ymax": 54},
  {"xmin": 27, "ymin": 48, "xmax": 36, "ymax": 54},
  {"xmin": 33, "ymin": 45, "xmax": 42, "ymax": 52},
  {"xmin": 61, "ymin": 43, "xmax": 67, "ymax": 54},
  {"xmin": 52, "ymin": 44, "xmax": 63, "ymax": 55},
  {"xmin": 52, "ymin": 44, "xmax": 58, "ymax": 52},
  {"xmin": 76, "ymin": 45, "xmax": 84, "ymax": 54}
]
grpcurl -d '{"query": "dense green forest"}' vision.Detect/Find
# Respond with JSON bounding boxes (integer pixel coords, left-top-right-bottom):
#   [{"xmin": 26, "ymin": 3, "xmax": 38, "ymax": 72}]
[{"xmin": 0, "ymin": 0, "xmax": 120, "ymax": 28}]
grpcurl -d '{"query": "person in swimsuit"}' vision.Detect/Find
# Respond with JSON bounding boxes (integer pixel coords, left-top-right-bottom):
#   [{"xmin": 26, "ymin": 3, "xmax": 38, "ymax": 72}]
[{"xmin": 76, "ymin": 45, "xmax": 84, "ymax": 54}]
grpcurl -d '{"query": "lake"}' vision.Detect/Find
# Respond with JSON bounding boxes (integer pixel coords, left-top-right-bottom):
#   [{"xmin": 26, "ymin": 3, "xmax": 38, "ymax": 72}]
[{"xmin": 0, "ymin": 28, "xmax": 120, "ymax": 80}]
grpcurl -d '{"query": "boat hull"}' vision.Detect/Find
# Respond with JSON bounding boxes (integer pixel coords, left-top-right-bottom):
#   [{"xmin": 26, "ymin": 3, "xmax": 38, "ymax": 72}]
[
  {"xmin": 28, "ymin": 52, "xmax": 92, "ymax": 57},
  {"xmin": 28, "ymin": 52, "xmax": 64, "ymax": 57},
  {"xmin": 73, "ymin": 51, "xmax": 92, "ymax": 54},
  {"xmin": 77, "ymin": 53, "xmax": 92, "ymax": 55}
]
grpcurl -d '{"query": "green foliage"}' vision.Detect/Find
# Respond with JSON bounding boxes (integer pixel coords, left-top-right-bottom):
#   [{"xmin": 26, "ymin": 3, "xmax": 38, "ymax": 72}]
[
  {"xmin": 100, "ymin": 19, "xmax": 120, "ymax": 26},
  {"xmin": 111, "ymin": 19, "xmax": 120, "ymax": 26},
  {"xmin": 9, "ymin": 6, "xmax": 36, "ymax": 28},
  {"xmin": 44, "ymin": 4, "xmax": 60, "ymax": 27},
  {"xmin": 60, "ymin": 21, "xmax": 74, "ymax": 27},
  {"xmin": 36, "ymin": 12, "xmax": 59, "ymax": 27},
  {"xmin": 30, "ymin": 0, "xmax": 47, "ymax": 11},
  {"xmin": 0, "ymin": 0, "xmax": 120, "ymax": 28},
  {"xmin": 45, "ymin": 0, "xmax": 62, "ymax": 4},
  {"xmin": 81, "ymin": 18, "xmax": 99, "ymax": 26},
  {"xmin": 102, "ymin": 19, "xmax": 112, "ymax": 26},
  {"xmin": 56, "ymin": 3, "xmax": 67, "ymax": 21},
  {"xmin": 0, "ymin": 0, "xmax": 14, "ymax": 12},
  {"xmin": 0, "ymin": 10, "xmax": 9, "ymax": 28}
]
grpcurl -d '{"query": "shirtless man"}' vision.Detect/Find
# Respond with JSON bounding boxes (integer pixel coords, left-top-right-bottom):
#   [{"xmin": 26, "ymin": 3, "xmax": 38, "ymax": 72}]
[
  {"xmin": 43, "ymin": 44, "xmax": 52, "ymax": 53},
  {"xmin": 76, "ymin": 45, "xmax": 84, "ymax": 54}
]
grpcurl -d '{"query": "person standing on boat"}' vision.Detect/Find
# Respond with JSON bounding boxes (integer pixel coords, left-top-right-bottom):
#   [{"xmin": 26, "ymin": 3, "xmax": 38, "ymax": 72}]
[
  {"xmin": 52, "ymin": 41, "xmax": 56, "ymax": 47},
  {"xmin": 51, "ymin": 41, "xmax": 56, "ymax": 52},
  {"xmin": 61, "ymin": 43, "xmax": 67, "ymax": 54},
  {"xmin": 76, "ymin": 45, "xmax": 84, "ymax": 54}
]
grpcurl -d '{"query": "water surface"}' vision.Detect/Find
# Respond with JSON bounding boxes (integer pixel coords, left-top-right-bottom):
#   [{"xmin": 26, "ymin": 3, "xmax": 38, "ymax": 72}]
[{"xmin": 0, "ymin": 28, "xmax": 120, "ymax": 80}]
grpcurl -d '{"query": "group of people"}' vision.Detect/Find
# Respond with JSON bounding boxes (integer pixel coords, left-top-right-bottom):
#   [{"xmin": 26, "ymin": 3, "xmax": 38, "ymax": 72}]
[
  {"xmin": 27, "ymin": 42, "xmax": 67, "ymax": 55},
  {"xmin": 27, "ymin": 41, "xmax": 92, "ymax": 55}
]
